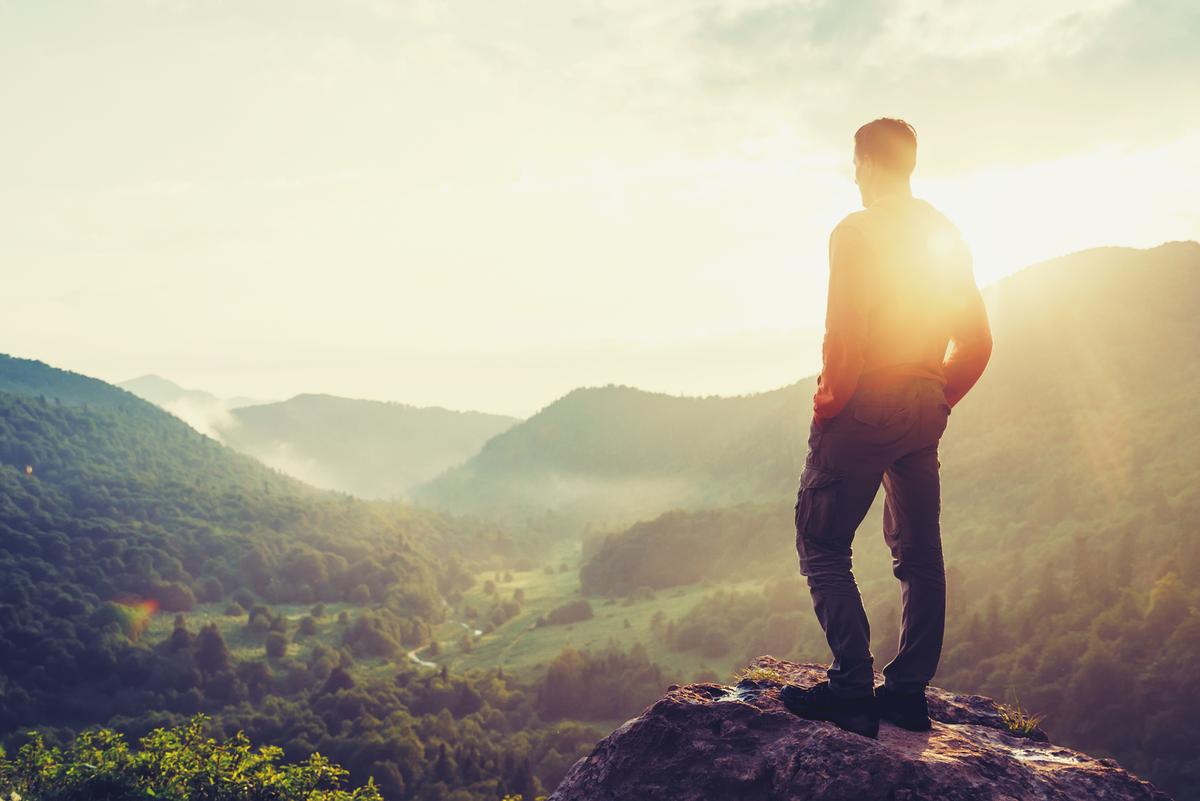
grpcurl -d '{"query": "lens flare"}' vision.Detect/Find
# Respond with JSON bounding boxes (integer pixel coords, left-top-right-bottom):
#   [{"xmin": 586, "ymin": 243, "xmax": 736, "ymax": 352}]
[{"xmin": 110, "ymin": 596, "xmax": 160, "ymax": 642}]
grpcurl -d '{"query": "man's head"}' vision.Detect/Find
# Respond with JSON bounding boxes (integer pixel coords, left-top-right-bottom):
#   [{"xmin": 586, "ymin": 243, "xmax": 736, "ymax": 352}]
[{"xmin": 853, "ymin": 118, "xmax": 917, "ymax": 206}]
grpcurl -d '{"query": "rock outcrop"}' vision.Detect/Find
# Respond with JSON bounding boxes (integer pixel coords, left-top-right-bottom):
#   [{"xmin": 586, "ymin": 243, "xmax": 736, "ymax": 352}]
[{"xmin": 548, "ymin": 656, "xmax": 1171, "ymax": 801}]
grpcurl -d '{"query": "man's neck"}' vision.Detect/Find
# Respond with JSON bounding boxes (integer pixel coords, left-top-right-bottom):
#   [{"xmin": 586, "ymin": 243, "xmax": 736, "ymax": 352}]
[{"xmin": 868, "ymin": 181, "xmax": 913, "ymax": 206}]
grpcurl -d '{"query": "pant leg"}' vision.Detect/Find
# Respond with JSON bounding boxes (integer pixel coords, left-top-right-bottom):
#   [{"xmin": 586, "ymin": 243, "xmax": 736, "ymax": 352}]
[
  {"xmin": 880, "ymin": 439, "xmax": 946, "ymax": 692},
  {"xmin": 795, "ymin": 461, "xmax": 885, "ymax": 698}
]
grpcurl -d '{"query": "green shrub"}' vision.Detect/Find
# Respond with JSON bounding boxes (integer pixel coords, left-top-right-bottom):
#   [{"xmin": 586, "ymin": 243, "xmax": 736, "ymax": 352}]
[
  {"xmin": 266, "ymin": 631, "xmax": 289, "ymax": 659},
  {"xmin": 0, "ymin": 714, "xmax": 381, "ymax": 800}
]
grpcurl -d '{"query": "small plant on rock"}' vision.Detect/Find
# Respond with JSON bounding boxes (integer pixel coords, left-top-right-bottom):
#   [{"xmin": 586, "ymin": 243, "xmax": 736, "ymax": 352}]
[
  {"xmin": 734, "ymin": 666, "xmax": 786, "ymax": 685},
  {"xmin": 996, "ymin": 693, "xmax": 1046, "ymax": 736}
]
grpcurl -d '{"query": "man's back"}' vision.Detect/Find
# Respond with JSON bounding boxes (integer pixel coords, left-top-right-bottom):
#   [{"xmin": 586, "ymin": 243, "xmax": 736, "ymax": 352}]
[
  {"xmin": 814, "ymin": 195, "xmax": 990, "ymax": 419},
  {"xmin": 843, "ymin": 196, "xmax": 974, "ymax": 381}
]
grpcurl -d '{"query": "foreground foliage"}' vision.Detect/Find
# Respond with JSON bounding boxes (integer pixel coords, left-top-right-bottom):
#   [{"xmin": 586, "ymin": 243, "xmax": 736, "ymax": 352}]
[{"xmin": 0, "ymin": 714, "xmax": 381, "ymax": 801}]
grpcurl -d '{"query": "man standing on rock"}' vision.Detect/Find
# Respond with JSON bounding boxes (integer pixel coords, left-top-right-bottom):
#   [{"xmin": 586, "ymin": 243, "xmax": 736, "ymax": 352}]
[{"xmin": 781, "ymin": 118, "xmax": 993, "ymax": 738}]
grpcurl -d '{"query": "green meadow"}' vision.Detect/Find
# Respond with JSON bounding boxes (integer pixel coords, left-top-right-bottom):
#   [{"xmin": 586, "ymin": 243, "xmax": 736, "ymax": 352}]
[
  {"xmin": 424, "ymin": 539, "xmax": 766, "ymax": 683},
  {"xmin": 144, "ymin": 535, "xmax": 769, "ymax": 688}
]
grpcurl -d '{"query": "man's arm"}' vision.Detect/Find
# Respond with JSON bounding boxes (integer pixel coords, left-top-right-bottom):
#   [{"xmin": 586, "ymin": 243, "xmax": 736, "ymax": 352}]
[
  {"xmin": 941, "ymin": 248, "xmax": 993, "ymax": 408},
  {"xmin": 812, "ymin": 221, "xmax": 872, "ymax": 421}
]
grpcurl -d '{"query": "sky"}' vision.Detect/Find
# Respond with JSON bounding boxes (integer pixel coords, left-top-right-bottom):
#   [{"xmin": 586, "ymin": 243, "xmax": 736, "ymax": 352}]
[{"xmin": 2, "ymin": 0, "xmax": 1198, "ymax": 418}]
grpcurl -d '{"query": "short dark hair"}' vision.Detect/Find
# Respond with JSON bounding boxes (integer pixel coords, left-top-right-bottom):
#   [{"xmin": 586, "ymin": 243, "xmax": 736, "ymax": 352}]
[{"xmin": 854, "ymin": 118, "xmax": 917, "ymax": 175}]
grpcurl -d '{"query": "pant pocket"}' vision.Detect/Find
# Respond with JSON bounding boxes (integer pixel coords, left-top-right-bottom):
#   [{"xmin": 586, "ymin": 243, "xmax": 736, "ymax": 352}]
[
  {"xmin": 795, "ymin": 464, "xmax": 843, "ymax": 539},
  {"xmin": 851, "ymin": 402, "xmax": 912, "ymax": 428}
]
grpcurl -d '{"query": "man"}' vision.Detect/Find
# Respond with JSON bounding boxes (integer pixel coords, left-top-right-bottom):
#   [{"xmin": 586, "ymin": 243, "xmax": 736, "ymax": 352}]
[{"xmin": 779, "ymin": 118, "xmax": 993, "ymax": 738}]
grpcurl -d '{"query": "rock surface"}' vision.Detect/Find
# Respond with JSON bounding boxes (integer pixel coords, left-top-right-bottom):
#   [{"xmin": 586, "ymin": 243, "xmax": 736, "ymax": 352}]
[{"xmin": 548, "ymin": 656, "xmax": 1172, "ymax": 801}]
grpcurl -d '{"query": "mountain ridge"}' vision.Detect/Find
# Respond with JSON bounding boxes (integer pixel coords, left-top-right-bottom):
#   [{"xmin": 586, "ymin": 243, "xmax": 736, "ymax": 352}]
[{"xmin": 120, "ymin": 373, "xmax": 266, "ymax": 409}]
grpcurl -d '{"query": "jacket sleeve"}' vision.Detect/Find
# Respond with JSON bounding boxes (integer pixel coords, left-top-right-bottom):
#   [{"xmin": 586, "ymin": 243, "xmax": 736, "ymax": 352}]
[
  {"xmin": 812, "ymin": 221, "xmax": 872, "ymax": 420},
  {"xmin": 941, "ymin": 241, "xmax": 993, "ymax": 408}
]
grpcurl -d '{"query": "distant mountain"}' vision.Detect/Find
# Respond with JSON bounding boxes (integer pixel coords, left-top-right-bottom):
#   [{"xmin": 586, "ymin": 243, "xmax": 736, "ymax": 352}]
[
  {"xmin": 412, "ymin": 241, "xmax": 1200, "ymax": 527},
  {"xmin": 120, "ymin": 373, "xmax": 267, "ymax": 410},
  {"xmin": 122, "ymin": 374, "xmax": 216, "ymax": 407},
  {"xmin": 213, "ymin": 394, "xmax": 518, "ymax": 501}
]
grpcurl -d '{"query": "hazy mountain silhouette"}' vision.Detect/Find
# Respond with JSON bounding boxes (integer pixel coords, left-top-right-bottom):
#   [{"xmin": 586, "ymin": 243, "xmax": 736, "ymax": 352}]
[
  {"xmin": 119, "ymin": 374, "xmax": 264, "ymax": 411},
  {"xmin": 214, "ymin": 394, "xmax": 518, "ymax": 500}
]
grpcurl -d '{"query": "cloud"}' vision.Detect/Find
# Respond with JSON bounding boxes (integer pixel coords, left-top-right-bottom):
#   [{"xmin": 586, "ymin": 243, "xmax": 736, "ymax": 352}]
[
  {"xmin": 691, "ymin": 0, "xmax": 1131, "ymax": 66},
  {"xmin": 163, "ymin": 397, "xmax": 235, "ymax": 441},
  {"xmin": 680, "ymin": 0, "xmax": 1197, "ymax": 164},
  {"xmin": 873, "ymin": 0, "xmax": 1130, "ymax": 62}
]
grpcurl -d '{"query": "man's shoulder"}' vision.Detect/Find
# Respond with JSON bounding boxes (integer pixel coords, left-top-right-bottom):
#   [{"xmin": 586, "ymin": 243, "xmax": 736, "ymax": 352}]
[
  {"xmin": 912, "ymin": 198, "xmax": 964, "ymax": 235},
  {"xmin": 830, "ymin": 210, "xmax": 871, "ymax": 241},
  {"xmin": 834, "ymin": 209, "xmax": 872, "ymax": 229}
]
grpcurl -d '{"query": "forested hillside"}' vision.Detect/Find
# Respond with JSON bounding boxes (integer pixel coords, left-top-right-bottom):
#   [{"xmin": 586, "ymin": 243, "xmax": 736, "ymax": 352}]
[
  {"xmin": 578, "ymin": 504, "xmax": 782, "ymax": 596},
  {"xmin": 0, "ymin": 357, "xmax": 466, "ymax": 729},
  {"xmin": 2, "ymin": 355, "xmax": 150, "ymax": 412},
  {"xmin": 412, "ymin": 382, "xmax": 807, "ymax": 527}
]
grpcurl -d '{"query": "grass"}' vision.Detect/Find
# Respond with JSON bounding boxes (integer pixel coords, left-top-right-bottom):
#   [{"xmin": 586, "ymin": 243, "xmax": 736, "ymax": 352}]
[
  {"xmin": 995, "ymin": 692, "xmax": 1046, "ymax": 737},
  {"xmin": 432, "ymin": 537, "xmax": 770, "ymax": 682},
  {"xmin": 732, "ymin": 665, "xmax": 787, "ymax": 685}
]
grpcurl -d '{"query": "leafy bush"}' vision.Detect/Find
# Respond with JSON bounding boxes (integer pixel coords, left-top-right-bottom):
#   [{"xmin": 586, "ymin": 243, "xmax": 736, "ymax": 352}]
[
  {"xmin": 265, "ymin": 631, "xmax": 288, "ymax": 659},
  {"xmin": 0, "ymin": 714, "xmax": 381, "ymax": 800}
]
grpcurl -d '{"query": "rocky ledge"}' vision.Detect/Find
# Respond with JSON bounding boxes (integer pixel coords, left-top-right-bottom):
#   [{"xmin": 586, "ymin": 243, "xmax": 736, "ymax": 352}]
[{"xmin": 548, "ymin": 656, "xmax": 1171, "ymax": 801}]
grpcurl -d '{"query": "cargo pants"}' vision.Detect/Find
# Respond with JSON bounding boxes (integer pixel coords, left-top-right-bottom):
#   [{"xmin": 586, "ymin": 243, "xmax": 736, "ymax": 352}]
[{"xmin": 794, "ymin": 376, "xmax": 952, "ymax": 698}]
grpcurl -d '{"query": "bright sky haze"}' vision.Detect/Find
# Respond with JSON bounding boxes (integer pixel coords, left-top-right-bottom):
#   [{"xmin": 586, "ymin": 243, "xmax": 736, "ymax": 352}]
[{"xmin": 3, "ymin": 0, "xmax": 1198, "ymax": 417}]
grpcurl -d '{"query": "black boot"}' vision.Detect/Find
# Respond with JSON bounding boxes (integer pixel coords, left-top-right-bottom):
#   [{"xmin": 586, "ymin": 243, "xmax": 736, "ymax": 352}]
[
  {"xmin": 780, "ymin": 680, "xmax": 879, "ymax": 739},
  {"xmin": 875, "ymin": 683, "xmax": 932, "ymax": 731}
]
